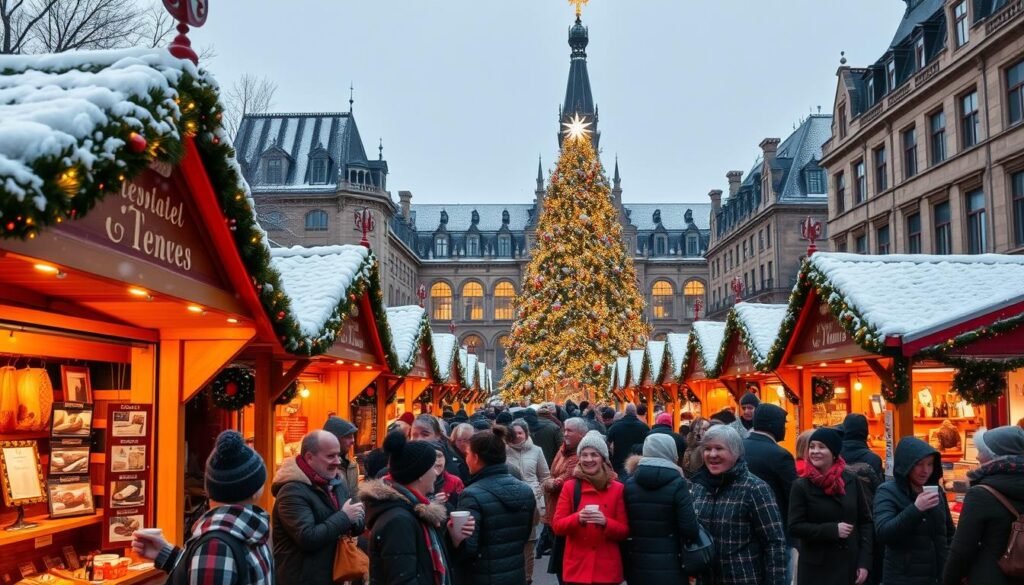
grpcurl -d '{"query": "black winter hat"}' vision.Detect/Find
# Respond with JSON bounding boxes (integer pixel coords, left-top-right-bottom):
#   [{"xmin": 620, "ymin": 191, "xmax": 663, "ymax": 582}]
[
  {"xmin": 752, "ymin": 404, "xmax": 788, "ymax": 442},
  {"xmin": 810, "ymin": 427, "xmax": 844, "ymax": 459},
  {"xmin": 712, "ymin": 409, "xmax": 736, "ymax": 425},
  {"xmin": 205, "ymin": 430, "xmax": 266, "ymax": 504},
  {"xmin": 739, "ymin": 392, "xmax": 761, "ymax": 408},
  {"xmin": 362, "ymin": 448, "xmax": 389, "ymax": 480},
  {"xmin": 841, "ymin": 413, "xmax": 869, "ymax": 442},
  {"xmin": 495, "ymin": 411, "xmax": 513, "ymax": 425},
  {"xmin": 324, "ymin": 415, "xmax": 357, "ymax": 437},
  {"xmin": 471, "ymin": 419, "xmax": 491, "ymax": 431},
  {"xmin": 383, "ymin": 431, "xmax": 437, "ymax": 484}
]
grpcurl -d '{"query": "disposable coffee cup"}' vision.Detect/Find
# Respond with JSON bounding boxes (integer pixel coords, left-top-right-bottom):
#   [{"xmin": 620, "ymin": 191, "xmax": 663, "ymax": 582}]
[
  {"xmin": 584, "ymin": 504, "xmax": 599, "ymax": 512},
  {"xmin": 923, "ymin": 485, "xmax": 939, "ymax": 494},
  {"xmin": 137, "ymin": 528, "xmax": 163, "ymax": 538},
  {"xmin": 451, "ymin": 511, "xmax": 471, "ymax": 532}
]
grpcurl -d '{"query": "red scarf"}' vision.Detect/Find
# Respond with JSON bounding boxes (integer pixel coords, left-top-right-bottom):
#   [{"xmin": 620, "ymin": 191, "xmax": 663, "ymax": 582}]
[
  {"xmin": 408, "ymin": 487, "xmax": 447, "ymax": 585},
  {"xmin": 295, "ymin": 456, "xmax": 340, "ymax": 510},
  {"xmin": 800, "ymin": 456, "xmax": 847, "ymax": 496}
]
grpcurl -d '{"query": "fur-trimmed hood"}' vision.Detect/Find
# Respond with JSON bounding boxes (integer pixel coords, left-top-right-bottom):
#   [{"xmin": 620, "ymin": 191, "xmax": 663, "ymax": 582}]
[
  {"xmin": 358, "ymin": 478, "xmax": 448, "ymax": 529},
  {"xmin": 624, "ymin": 454, "xmax": 643, "ymax": 475}
]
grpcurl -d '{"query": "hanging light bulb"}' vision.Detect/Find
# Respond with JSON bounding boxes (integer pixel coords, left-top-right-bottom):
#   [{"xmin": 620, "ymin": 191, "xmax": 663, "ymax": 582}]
[
  {"xmin": 299, "ymin": 384, "xmax": 310, "ymax": 399},
  {"xmin": 853, "ymin": 378, "xmax": 863, "ymax": 391}
]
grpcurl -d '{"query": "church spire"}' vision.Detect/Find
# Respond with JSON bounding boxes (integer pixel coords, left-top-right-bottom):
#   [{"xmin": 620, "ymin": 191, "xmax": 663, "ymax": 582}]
[
  {"xmin": 536, "ymin": 155, "xmax": 544, "ymax": 192},
  {"xmin": 613, "ymin": 155, "xmax": 621, "ymax": 187},
  {"xmin": 559, "ymin": 14, "xmax": 599, "ymax": 148}
]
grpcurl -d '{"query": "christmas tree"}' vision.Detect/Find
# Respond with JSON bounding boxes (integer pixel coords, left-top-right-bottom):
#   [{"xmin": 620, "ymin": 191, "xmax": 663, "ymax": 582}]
[{"xmin": 501, "ymin": 116, "xmax": 649, "ymax": 403}]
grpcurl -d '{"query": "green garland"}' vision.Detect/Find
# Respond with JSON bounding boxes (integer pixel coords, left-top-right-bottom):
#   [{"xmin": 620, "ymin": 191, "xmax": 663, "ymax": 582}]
[
  {"xmin": 714, "ymin": 310, "xmax": 776, "ymax": 376},
  {"xmin": 684, "ymin": 328, "xmax": 723, "ymax": 379},
  {"xmin": 275, "ymin": 381, "xmax": 298, "ymax": 405},
  {"xmin": 883, "ymin": 355, "xmax": 912, "ymax": 405},
  {"xmin": 210, "ymin": 367, "xmax": 255, "ymax": 411},
  {"xmin": 811, "ymin": 376, "xmax": 835, "ymax": 405},
  {"xmin": 952, "ymin": 363, "xmax": 1007, "ymax": 406}
]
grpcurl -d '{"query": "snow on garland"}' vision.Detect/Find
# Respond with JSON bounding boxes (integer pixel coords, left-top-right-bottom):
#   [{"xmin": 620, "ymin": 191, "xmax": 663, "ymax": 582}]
[
  {"xmin": 811, "ymin": 376, "xmax": 835, "ymax": 405},
  {"xmin": 211, "ymin": 367, "xmax": 255, "ymax": 411}
]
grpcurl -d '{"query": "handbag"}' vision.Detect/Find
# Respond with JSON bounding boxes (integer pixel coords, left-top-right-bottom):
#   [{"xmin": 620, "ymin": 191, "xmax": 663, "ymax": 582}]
[
  {"xmin": 333, "ymin": 536, "xmax": 368, "ymax": 583},
  {"xmin": 681, "ymin": 523, "xmax": 715, "ymax": 575}
]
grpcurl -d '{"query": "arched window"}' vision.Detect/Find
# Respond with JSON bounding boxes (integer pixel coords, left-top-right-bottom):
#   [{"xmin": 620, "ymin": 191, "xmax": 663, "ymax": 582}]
[
  {"xmin": 495, "ymin": 335, "xmax": 509, "ymax": 385},
  {"xmin": 494, "ymin": 281, "xmax": 515, "ymax": 320},
  {"xmin": 462, "ymin": 282, "xmax": 483, "ymax": 321},
  {"xmin": 651, "ymin": 280, "xmax": 674, "ymax": 319},
  {"xmin": 463, "ymin": 334, "xmax": 485, "ymax": 354},
  {"xmin": 305, "ymin": 209, "xmax": 328, "ymax": 231},
  {"xmin": 684, "ymin": 280, "xmax": 706, "ymax": 320},
  {"xmin": 434, "ymin": 235, "xmax": 449, "ymax": 258},
  {"xmin": 430, "ymin": 282, "xmax": 452, "ymax": 321},
  {"xmin": 263, "ymin": 211, "xmax": 284, "ymax": 231}
]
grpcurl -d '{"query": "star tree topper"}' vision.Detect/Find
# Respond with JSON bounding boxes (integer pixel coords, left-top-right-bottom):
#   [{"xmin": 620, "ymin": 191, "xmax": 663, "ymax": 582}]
[
  {"xmin": 562, "ymin": 113, "xmax": 593, "ymax": 142},
  {"xmin": 569, "ymin": 0, "xmax": 590, "ymax": 17}
]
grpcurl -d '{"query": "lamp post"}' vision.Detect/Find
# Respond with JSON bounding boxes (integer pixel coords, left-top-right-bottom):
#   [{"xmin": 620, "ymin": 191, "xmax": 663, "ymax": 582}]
[
  {"xmin": 355, "ymin": 207, "xmax": 375, "ymax": 248},
  {"xmin": 693, "ymin": 296, "xmax": 704, "ymax": 321},
  {"xmin": 800, "ymin": 215, "xmax": 823, "ymax": 256},
  {"xmin": 417, "ymin": 284, "xmax": 427, "ymax": 308}
]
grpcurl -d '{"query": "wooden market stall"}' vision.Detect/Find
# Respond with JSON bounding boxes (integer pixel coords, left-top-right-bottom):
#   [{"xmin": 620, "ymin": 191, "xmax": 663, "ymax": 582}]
[
  {"xmin": 427, "ymin": 332, "xmax": 465, "ymax": 414},
  {"xmin": 682, "ymin": 321, "xmax": 735, "ymax": 418}
]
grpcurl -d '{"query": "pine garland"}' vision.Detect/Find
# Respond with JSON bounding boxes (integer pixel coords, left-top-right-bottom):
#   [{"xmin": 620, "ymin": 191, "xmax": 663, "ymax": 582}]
[
  {"xmin": 210, "ymin": 367, "xmax": 255, "ymax": 410},
  {"xmin": 275, "ymin": 381, "xmax": 298, "ymax": 405},
  {"xmin": 810, "ymin": 376, "xmax": 835, "ymax": 405}
]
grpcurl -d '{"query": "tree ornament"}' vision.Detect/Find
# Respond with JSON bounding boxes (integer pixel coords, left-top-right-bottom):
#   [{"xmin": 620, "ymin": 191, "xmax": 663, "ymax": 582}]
[{"xmin": 127, "ymin": 132, "xmax": 148, "ymax": 153}]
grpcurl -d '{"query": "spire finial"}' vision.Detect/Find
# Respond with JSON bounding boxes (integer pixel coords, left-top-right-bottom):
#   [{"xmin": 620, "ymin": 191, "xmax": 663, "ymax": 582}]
[
  {"xmin": 536, "ymin": 155, "xmax": 544, "ymax": 191},
  {"xmin": 613, "ymin": 154, "xmax": 621, "ymax": 184},
  {"xmin": 839, "ymin": 51, "xmax": 847, "ymax": 65},
  {"xmin": 378, "ymin": 138, "xmax": 383, "ymax": 160},
  {"xmin": 349, "ymin": 83, "xmax": 354, "ymax": 112}
]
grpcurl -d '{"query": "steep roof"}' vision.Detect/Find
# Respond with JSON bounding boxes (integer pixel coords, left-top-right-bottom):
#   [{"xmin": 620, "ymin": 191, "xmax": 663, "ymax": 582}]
[
  {"xmin": 430, "ymin": 332, "xmax": 459, "ymax": 382},
  {"xmin": 665, "ymin": 333, "xmax": 690, "ymax": 380},
  {"xmin": 409, "ymin": 202, "xmax": 711, "ymax": 233},
  {"xmin": 889, "ymin": 0, "xmax": 945, "ymax": 49},
  {"xmin": 776, "ymin": 115, "xmax": 832, "ymax": 200},
  {"xmin": 384, "ymin": 305, "xmax": 428, "ymax": 374}
]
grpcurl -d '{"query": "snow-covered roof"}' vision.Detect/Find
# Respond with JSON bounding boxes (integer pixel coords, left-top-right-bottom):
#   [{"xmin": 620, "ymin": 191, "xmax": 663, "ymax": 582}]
[
  {"xmin": 384, "ymin": 306, "xmax": 427, "ymax": 373},
  {"xmin": 430, "ymin": 332, "xmax": 458, "ymax": 382},
  {"xmin": 645, "ymin": 341, "xmax": 666, "ymax": 383},
  {"xmin": 691, "ymin": 321, "xmax": 727, "ymax": 376},
  {"xmin": 808, "ymin": 253, "xmax": 1024, "ymax": 341},
  {"xmin": 628, "ymin": 349, "xmax": 645, "ymax": 387},
  {"xmin": 733, "ymin": 303, "xmax": 789, "ymax": 362},
  {"xmin": 270, "ymin": 245, "xmax": 372, "ymax": 339},
  {"xmin": 606, "ymin": 361, "xmax": 617, "ymax": 393},
  {"xmin": 615, "ymin": 356, "xmax": 629, "ymax": 389},
  {"xmin": 478, "ymin": 363, "xmax": 487, "ymax": 392},
  {"xmin": 665, "ymin": 333, "xmax": 690, "ymax": 380}
]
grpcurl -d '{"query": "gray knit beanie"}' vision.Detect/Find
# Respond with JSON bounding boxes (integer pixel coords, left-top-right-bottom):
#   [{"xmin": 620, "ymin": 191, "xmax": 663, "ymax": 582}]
[{"xmin": 577, "ymin": 430, "xmax": 610, "ymax": 462}]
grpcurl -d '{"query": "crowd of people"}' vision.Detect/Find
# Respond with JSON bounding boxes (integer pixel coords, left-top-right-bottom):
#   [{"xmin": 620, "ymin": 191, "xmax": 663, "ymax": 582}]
[{"xmin": 130, "ymin": 397, "xmax": 1024, "ymax": 585}]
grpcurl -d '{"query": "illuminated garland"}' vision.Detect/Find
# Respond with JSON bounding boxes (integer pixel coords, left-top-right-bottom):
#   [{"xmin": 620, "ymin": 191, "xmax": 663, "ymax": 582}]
[
  {"xmin": 210, "ymin": 367, "xmax": 255, "ymax": 411},
  {"xmin": 781, "ymin": 384, "xmax": 801, "ymax": 406},
  {"xmin": 714, "ymin": 310, "xmax": 777, "ymax": 376},
  {"xmin": 684, "ymin": 328, "xmax": 723, "ymax": 379},
  {"xmin": 811, "ymin": 376, "xmax": 835, "ymax": 405}
]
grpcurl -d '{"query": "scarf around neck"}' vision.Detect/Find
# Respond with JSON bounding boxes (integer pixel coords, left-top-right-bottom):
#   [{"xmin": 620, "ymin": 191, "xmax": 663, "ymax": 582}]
[
  {"xmin": 403, "ymin": 484, "xmax": 449, "ymax": 585},
  {"xmin": 800, "ymin": 456, "xmax": 847, "ymax": 496},
  {"xmin": 574, "ymin": 460, "xmax": 617, "ymax": 491},
  {"xmin": 295, "ymin": 455, "xmax": 340, "ymax": 510}
]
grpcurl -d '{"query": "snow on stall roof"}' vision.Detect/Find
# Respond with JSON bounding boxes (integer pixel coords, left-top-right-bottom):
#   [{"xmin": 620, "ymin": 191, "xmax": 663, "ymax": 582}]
[
  {"xmin": 628, "ymin": 349, "xmax": 645, "ymax": 386},
  {"xmin": 431, "ymin": 332, "xmax": 458, "ymax": 380},
  {"xmin": 665, "ymin": 333, "xmax": 689, "ymax": 379},
  {"xmin": 269, "ymin": 245, "xmax": 370, "ymax": 338},
  {"xmin": 384, "ymin": 306, "xmax": 425, "ymax": 369},
  {"xmin": 466, "ymin": 352, "xmax": 478, "ymax": 387},
  {"xmin": 692, "ymin": 321, "xmax": 726, "ymax": 372},
  {"xmin": 478, "ymin": 363, "xmax": 487, "ymax": 390},
  {"xmin": 810, "ymin": 253, "xmax": 1024, "ymax": 339},
  {"xmin": 606, "ymin": 362, "xmax": 617, "ymax": 392},
  {"xmin": 734, "ymin": 303, "xmax": 788, "ymax": 361},
  {"xmin": 646, "ymin": 341, "xmax": 666, "ymax": 382},
  {"xmin": 616, "ymin": 356, "xmax": 629, "ymax": 389}
]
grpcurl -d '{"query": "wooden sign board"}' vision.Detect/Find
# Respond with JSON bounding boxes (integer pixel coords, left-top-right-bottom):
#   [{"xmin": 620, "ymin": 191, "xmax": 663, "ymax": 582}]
[
  {"xmin": 407, "ymin": 340, "xmax": 433, "ymax": 380},
  {"xmin": 721, "ymin": 337, "xmax": 756, "ymax": 378},
  {"xmin": 326, "ymin": 306, "xmax": 382, "ymax": 366},
  {"xmin": 685, "ymin": 352, "xmax": 707, "ymax": 382},
  {"xmin": 103, "ymin": 403, "xmax": 153, "ymax": 550},
  {"xmin": 787, "ymin": 301, "xmax": 871, "ymax": 365}
]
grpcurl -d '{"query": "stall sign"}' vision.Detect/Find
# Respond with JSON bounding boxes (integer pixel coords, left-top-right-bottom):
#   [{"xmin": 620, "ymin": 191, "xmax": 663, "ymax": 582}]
[
  {"xmin": 275, "ymin": 416, "xmax": 308, "ymax": 444},
  {"xmin": 788, "ymin": 302, "xmax": 871, "ymax": 365},
  {"xmin": 327, "ymin": 312, "xmax": 381, "ymax": 366},
  {"xmin": 407, "ymin": 341, "xmax": 432, "ymax": 380},
  {"xmin": 721, "ymin": 338, "xmax": 755, "ymax": 378},
  {"xmin": 102, "ymin": 403, "xmax": 153, "ymax": 549}
]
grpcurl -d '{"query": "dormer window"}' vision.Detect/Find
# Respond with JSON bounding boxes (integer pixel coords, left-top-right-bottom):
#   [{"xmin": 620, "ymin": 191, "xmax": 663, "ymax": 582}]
[
  {"xmin": 310, "ymin": 157, "xmax": 328, "ymax": 184},
  {"xmin": 654, "ymin": 235, "xmax": 667, "ymax": 256},
  {"xmin": 466, "ymin": 235, "xmax": 480, "ymax": 256},
  {"xmin": 686, "ymin": 233, "xmax": 699, "ymax": 256},
  {"xmin": 915, "ymin": 37, "xmax": 926, "ymax": 70},
  {"xmin": 497, "ymin": 235, "xmax": 511, "ymax": 257},
  {"xmin": 266, "ymin": 158, "xmax": 283, "ymax": 184},
  {"xmin": 887, "ymin": 60, "xmax": 897, "ymax": 91},
  {"xmin": 867, "ymin": 77, "xmax": 876, "ymax": 106},
  {"xmin": 806, "ymin": 169, "xmax": 824, "ymax": 193},
  {"xmin": 434, "ymin": 235, "xmax": 449, "ymax": 258}
]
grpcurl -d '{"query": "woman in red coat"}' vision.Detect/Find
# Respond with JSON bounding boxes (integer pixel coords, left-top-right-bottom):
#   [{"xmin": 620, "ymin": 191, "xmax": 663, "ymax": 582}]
[{"xmin": 553, "ymin": 430, "xmax": 629, "ymax": 585}]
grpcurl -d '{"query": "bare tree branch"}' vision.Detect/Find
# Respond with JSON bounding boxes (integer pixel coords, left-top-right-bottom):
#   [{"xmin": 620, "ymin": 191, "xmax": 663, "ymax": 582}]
[{"xmin": 223, "ymin": 74, "xmax": 278, "ymax": 140}]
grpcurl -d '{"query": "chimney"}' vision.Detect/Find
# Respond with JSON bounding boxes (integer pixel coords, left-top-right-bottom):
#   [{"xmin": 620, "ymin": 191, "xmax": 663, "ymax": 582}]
[
  {"xmin": 708, "ymin": 189, "xmax": 723, "ymax": 214},
  {"xmin": 398, "ymin": 190, "xmax": 412, "ymax": 220},
  {"xmin": 759, "ymin": 138, "xmax": 781, "ymax": 169},
  {"xmin": 726, "ymin": 171, "xmax": 743, "ymax": 197}
]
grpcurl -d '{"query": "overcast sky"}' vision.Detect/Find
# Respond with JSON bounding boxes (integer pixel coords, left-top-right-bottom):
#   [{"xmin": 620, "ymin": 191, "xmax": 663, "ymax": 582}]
[{"xmin": 193, "ymin": 1, "xmax": 906, "ymax": 205}]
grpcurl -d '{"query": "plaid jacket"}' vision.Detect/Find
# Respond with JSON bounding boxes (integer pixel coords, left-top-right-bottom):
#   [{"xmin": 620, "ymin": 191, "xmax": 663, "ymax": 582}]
[
  {"xmin": 691, "ymin": 460, "xmax": 787, "ymax": 585},
  {"xmin": 156, "ymin": 504, "xmax": 273, "ymax": 585}
]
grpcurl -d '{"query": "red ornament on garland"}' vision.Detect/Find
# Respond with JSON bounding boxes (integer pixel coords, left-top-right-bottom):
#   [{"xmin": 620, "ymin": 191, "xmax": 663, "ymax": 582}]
[
  {"xmin": 366, "ymin": 387, "xmax": 376, "ymax": 397},
  {"xmin": 225, "ymin": 381, "xmax": 238, "ymax": 396},
  {"xmin": 127, "ymin": 132, "xmax": 148, "ymax": 153}
]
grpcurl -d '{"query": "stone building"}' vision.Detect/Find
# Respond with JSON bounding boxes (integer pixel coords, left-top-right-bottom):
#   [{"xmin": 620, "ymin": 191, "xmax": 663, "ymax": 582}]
[
  {"xmin": 704, "ymin": 115, "xmax": 833, "ymax": 319},
  {"xmin": 823, "ymin": 0, "xmax": 1024, "ymax": 255},
  {"xmin": 237, "ymin": 14, "xmax": 712, "ymax": 384}
]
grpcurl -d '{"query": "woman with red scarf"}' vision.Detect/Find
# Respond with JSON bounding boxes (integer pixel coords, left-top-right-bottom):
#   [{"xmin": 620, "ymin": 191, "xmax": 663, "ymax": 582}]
[{"xmin": 788, "ymin": 427, "xmax": 873, "ymax": 585}]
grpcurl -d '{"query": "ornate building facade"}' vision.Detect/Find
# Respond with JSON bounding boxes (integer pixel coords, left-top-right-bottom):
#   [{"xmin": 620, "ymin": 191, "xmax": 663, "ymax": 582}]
[{"xmin": 238, "ymin": 15, "xmax": 712, "ymax": 384}]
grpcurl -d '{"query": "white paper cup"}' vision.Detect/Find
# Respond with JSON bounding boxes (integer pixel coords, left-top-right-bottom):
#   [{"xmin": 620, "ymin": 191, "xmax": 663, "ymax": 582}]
[
  {"xmin": 923, "ymin": 485, "xmax": 939, "ymax": 494},
  {"xmin": 451, "ymin": 511, "xmax": 471, "ymax": 532},
  {"xmin": 136, "ymin": 528, "xmax": 163, "ymax": 538},
  {"xmin": 584, "ymin": 504, "xmax": 599, "ymax": 513}
]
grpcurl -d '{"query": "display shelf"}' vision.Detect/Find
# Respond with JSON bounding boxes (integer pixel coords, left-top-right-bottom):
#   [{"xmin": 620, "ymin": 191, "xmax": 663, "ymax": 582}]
[
  {"xmin": 51, "ymin": 567, "xmax": 163, "ymax": 585},
  {"xmin": 0, "ymin": 510, "xmax": 103, "ymax": 547}
]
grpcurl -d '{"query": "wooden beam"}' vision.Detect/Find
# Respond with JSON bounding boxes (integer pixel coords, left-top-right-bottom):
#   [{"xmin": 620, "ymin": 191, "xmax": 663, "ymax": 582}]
[
  {"xmin": 181, "ymin": 337, "xmax": 253, "ymax": 403},
  {"xmin": 645, "ymin": 388, "xmax": 655, "ymax": 426},
  {"xmin": 669, "ymin": 386, "xmax": 680, "ymax": 430},
  {"xmin": 376, "ymin": 381, "xmax": 388, "ymax": 447},
  {"xmin": 408, "ymin": 378, "xmax": 432, "ymax": 402},
  {"xmin": 865, "ymin": 358, "xmax": 896, "ymax": 389},
  {"xmin": 274, "ymin": 359, "xmax": 312, "ymax": 401},
  {"xmin": 154, "ymin": 339, "xmax": 185, "ymax": 544},
  {"xmin": 0, "ymin": 302, "xmax": 159, "ymax": 343},
  {"xmin": 252, "ymin": 352, "xmax": 278, "ymax": 511},
  {"xmin": 719, "ymin": 378, "xmax": 741, "ymax": 400}
]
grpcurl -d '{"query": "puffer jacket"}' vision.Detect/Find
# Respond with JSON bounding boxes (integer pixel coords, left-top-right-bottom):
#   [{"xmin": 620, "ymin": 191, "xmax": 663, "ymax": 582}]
[
  {"xmin": 359, "ymin": 479, "xmax": 451, "ymax": 585},
  {"xmin": 873, "ymin": 437, "xmax": 954, "ymax": 585},
  {"xmin": 453, "ymin": 464, "xmax": 536, "ymax": 585},
  {"xmin": 270, "ymin": 457, "xmax": 359, "ymax": 585},
  {"xmin": 506, "ymin": 437, "xmax": 550, "ymax": 520},
  {"xmin": 943, "ymin": 455, "xmax": 1024, "ymax": 585},
  {"xmin": 622, "ymin": 455, "xmax": 701, "ymax": 584}
]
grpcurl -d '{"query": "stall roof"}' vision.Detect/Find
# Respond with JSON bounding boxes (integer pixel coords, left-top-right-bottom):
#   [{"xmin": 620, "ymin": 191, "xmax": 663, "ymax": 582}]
[
  {"xmin": 689, "ymin": 321, "xmax": 727, "ymax": 377},
  {"xmin": 431, "ymin": 332, "xmax": 459, "ymax": 383},
  {"xmin": 665, "ymin": 333, "xmax": 689, "ymax": 381},
  {"xmin": 460, "ymin": 349, "xmax": 478, "ymax": 388},
  {"xmin": 616, "ymin": 356, "xmax": 629, "ymax": 389},
  {"xmin": 716, "ymin": 303, "xmax": 789, "ymax": 374},
  {"xmin": 382, "ymin": 305, "xmax": 430, "ymax": 375},
  {"xmin": 645, "ymin": 340, "xmax": 666, "ymax": 385},
  {"xmin": 628, "ymin": 349, "xmax": 645, "ymax": 387}
]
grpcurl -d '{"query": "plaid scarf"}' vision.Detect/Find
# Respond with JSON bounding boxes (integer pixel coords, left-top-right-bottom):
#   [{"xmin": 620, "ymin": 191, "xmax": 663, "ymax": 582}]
[
  {"xmin": 800, "ymin": 456, "xmax": 847, "ymax": 496},
  {"xmin": 408, "ymin": 486, "xmax": 449, "ymax": 585}
]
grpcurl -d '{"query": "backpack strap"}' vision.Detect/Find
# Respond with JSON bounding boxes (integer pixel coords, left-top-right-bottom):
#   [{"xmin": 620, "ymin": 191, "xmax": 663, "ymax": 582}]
[
  {"xmin": 572, "ymin": 478, "xmax": 583, "ymax": 512},
  {"xmin": 980, "ymin": 485, "xmax": 1022, "ymax": 519}
]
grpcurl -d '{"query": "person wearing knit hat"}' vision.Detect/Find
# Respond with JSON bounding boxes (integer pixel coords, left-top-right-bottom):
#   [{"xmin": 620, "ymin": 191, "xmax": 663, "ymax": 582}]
[
  {"xmin": 132, "ymin": 430, "xmax": 274, "ymax": 585},
  {"xmin": 980, "ymin": 425, "xmax": 1024, "ymax": 457},
  {"xmin": 729, "ymin": 392, "xmax": 760, "ymax": 438},
  {"xmin": 359, "ymin": 431, "xmax": 468, "ymax": 585},
  {"xmin": 649, "ymin": 411, "xmax": 687, "ymax": 468},
  {"xmin": 323, "ymin": 415, "xmax": 359, "ymax": 495},
  {"xmin": 743, "ymin": 403, "xmax": 797, "ymax": 555},
  {"xmin": 577, "ymin": 429, "xmax": 610, "ymax": 462},
  {"xmin": 839, "ymin": 413, "xmax": 884, "ymax": 479},
  {"xmin": 790, "ymin": 426, "xmax": 872, "ymax": 585},
  {"xmin": 271, "ymin": 431, "xmax": 364, "ymax": 585}
]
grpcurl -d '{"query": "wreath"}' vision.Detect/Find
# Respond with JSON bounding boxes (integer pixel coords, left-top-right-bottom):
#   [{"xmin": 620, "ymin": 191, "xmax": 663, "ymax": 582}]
[
  {"xmin": 953, "ymin": 362, "xmax": 1007, "ymax": 405},
  {"xmin": 351, "ymin": 385, "xmax": 377, "ymax": 407},
  {"xmin": 685, "ymin": 387, "xmax": 701, "ymax": 403},
  {"xmin": 275, "ymin": 381, "xmax": 298, "ymax": 406},
  {"xmin": 811, "ymin": 377, "xmax": 835, "ymax": 405},
  {"xmin": 211, "ymin": 367, "xmax": 255, "ymax": 411}
]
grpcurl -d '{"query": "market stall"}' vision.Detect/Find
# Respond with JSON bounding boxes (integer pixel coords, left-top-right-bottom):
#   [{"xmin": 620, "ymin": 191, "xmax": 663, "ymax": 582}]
[
  {"xmin": 682, "ymin": 321, "xmax": 733, "ymax": 417},
  {"xmin": 427, "ymin": 332, "xmax": 463, "ymax": 414}
]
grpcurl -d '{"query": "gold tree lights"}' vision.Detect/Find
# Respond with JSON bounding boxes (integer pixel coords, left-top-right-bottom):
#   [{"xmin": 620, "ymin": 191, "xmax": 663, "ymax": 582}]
[{"xmin": 500, "ymin": 126, "xmax": 648, "ymax": 403}]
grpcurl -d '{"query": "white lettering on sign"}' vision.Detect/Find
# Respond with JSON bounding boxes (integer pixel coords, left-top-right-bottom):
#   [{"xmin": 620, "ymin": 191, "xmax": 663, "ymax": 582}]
[
  {"xmin": 336, "ymin": 321, "xmax": 366, "ymax": 350},
  {"xmin": 812, "ymin": 320, "xmax": 849, "ymax": 349},
  {"xmin": 105, "ymin": 181, "xmax": 192, "ymax": 271}
]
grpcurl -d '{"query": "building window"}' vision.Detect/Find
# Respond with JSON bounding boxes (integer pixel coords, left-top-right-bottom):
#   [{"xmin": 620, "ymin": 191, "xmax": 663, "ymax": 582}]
[
  {"xmin": 652, "ymin": 281, "xmax": 674, "ymax": 319},
  {"xmin": 929, "ymin": 110, "xmax": 946, "ymax": 165},
  {"xmin": 855, "ymin": 233, "xmax": 868, "ymax": 254},
  {"xmin": 462, "ymin": 334, "xmax": 484, "ymax": 354},
  {"xmin": 466, "ymin": 235, "xmax": 480, "ymax": 257},
  {"xmin": 867, "ymin": 77, "xmax": 876, "ymax": 107},
  {"xmin": 1010, "ymin": 60, "xmax": 1024, "ymax": 127},
  {"xmin": 877, "ymin": 224, "xmax": 891, "ymax": 254},
  {"xmin": 915, "ymin": 37, "xmax": 926, "ymax": 70},
  {"xmin": 806, "ymin": 170, "xmax": 824, "ymax": 193},
  {"xmin": 854, "ymin": 160, "xmax": 866, "ymax": 204},
  {"xmin": 934, "ymin": 201, "xmax": 952, "ymax": 255},
  {"xmin": 765, "ymin": 226, "xmax": 771, "ymax": 248},
  {"xmin": 903, "ymin": 127, "xmax": 918, "ymax": 179},
  {"xmin": 758, "ymin": 230, "xmax": 764, "ymax": 251},
  {"xmin": 263, "ymin": 211, "xmax": 284, "ymax": 231},
  {"xmin": 1013, "ymin": 171, "xmax": 1024, "ymax": 246},
  {"xmin": 494, "ymin": 281, "xmax": 515, "ymax": 320},
  {"xmin": 874, "ymin": 146, "xmax": 888, "ymax": 193},
  {"xmin": 683, "ymin": 280, "xmax": 705, "ymax": 320},
  {"xmin": 462, "ymin": 282, "xmax": 484, "ymax": 321},
  {"xmin": 497, "ymin": 235, "xmax": 511, "ymax": 257},
  {"xmin": 838, "ymin": 104, "xmax": 847, "ymax": 140},
  {"xmin": 266, "ymin": 158, "xmax": 283, "ymax": 184},
  {"xmin": 654, "ymin": 235, "xmax": 667, "ymax": 256},
  {"xmin": 434, "ymin": 236, "xmax": 449, "ymax": 258},
  {"xmin": 966, "ymin": 189, "xmax": 987, "ymax": 254},
  {"xmin": 686, "ymin": 234, "xmax": 699, "ymax": 256},
  {"xmin": 767, "ymin": 261, "xmax": 773, "ymax": 284},
  {"xmin": 834, "ymin": 171, "xmax": 846, "ymax": 213},
  {"xmin": 907, "ymin": 212, "xmax": 922, "ymax": 254},
  {"xmin": 495, "ymin": 336, "xmax": 508, "ymax": 383},
  {"xmin": 430, "ymin": 282, "xmax": 452, "ymax": 321},
  {"xmin": 954, "ymin": 1, "xmax": 969, "ymax": 48},
  {"xmin": 961, "ymin": 90, "xmax": 980, "ymax": 148},
  {"xmin": 304, "ymin": 209, "xmax": 328, "ymax": 231},
  {"xmin": 742, "ymin": 240, "xmax": 748, "ymax": 260},
  {"xmin": 887, "ymin": 60, "xmax": 897, "ymax": 91},
  {"xmin": 759, "ymin": 264, "xmax": 765, "ymax": 288},
  {"xmin": 310, "ymin": 158, "xmax": 328, "ymax": 184},
  {"xmin": 837, "ymin": 241, "xmax": 848, "ymax": 253}
]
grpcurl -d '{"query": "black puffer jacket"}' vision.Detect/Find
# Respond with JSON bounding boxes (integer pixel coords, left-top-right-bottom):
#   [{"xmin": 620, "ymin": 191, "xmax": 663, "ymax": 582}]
[
  {"xmin": 607, "ymin": 414, "xmax": 650, "ymax": 473},
  {"xmin": 873, "ymin": 437, "xmax": 954, "ymax": 585},
  {"xmin": 841, "ymin": 413, "xmax": 884, "ymax": 477},
  {"xmin": 943, "ymin": 455, "xmax": 1024, "ymax": 585},
  {"xmin": 622, "ymin": 455, "xmax": 701, "ymax": 584},
  {"xmin": 270, "ymin": 458, "xmax": 359, "ymax": 585},
  {"xmin": 454, "ymin": 464, "xmax": 536, "ymax": 585},
  {"xmin": 359, "ymin": 479, "xmax": 451, "ymax": 585}
]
